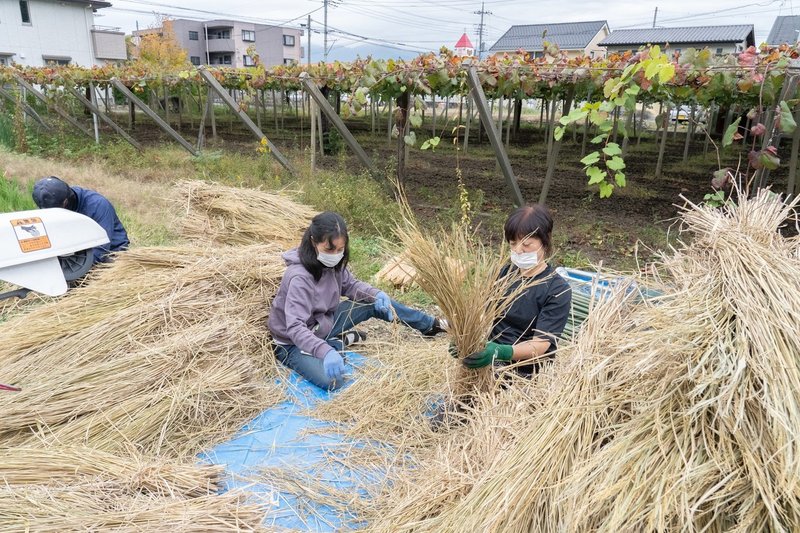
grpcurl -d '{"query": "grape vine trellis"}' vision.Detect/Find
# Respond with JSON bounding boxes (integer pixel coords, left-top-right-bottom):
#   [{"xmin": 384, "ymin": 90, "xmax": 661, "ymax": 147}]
[{"xmin": 1, "ymin": 43, "xmax": 799, "ymax": 200}]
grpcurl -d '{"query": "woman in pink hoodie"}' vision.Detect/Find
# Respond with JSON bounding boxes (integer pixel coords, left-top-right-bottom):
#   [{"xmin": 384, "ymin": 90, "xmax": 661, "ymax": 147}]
[{"xmin": 268, "ymin": 211, "xmax": 447, "ymax": 390}]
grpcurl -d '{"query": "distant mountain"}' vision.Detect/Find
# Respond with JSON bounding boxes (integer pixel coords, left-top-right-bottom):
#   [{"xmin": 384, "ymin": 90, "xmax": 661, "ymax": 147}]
[{"xmin": 307, "ymin": 44, "xmax": 431, "ymax": 63}]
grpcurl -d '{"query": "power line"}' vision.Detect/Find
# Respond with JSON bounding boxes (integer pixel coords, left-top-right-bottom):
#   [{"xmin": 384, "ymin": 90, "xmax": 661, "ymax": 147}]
[{"xmin": 475, "ymin": 1, "xmax": 492, "ymax": 58}]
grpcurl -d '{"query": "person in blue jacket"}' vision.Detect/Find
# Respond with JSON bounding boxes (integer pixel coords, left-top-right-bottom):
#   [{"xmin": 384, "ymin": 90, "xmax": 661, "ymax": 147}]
[{"xmin": 32, "ymin": 176, "xmax": 129, "ymax": 264}]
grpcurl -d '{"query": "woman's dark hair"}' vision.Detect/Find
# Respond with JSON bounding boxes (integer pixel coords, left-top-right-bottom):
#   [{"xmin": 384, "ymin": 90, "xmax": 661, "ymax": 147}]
[
  {"xmin": 504, "ymin": 204, "xmax": 554, "ymax": 258},
  {"xmin": 298, "ymin": 211, "xmax": 350, "ymax": 281}
]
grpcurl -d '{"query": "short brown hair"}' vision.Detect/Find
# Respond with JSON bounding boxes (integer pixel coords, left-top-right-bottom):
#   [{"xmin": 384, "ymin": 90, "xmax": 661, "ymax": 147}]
[{"xmin": 503, "ymin": 204, "xmax": 554, "ymax": 258}]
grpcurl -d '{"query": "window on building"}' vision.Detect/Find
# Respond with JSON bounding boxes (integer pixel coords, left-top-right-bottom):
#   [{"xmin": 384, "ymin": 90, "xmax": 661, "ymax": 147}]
[
  {"xmin": 212, "ymin": 30, "xmax": 230, "ymax": 40},
  {"xmin": 223, "ymin": 55, "xmax": 231, "ymax": 65},
  {"xmin": 242, "ymin": 30, "xmax": 255, "ymax": 42},
  {"xmin": 43, "ymin": 56, "xmax": 70, "ymax": 66},
  {"xmin": 19, "ymin": 1, "xmax": 31, "ymax": 24},
  {"xmin": 283, "ymin": 34, "xmax": 295, "ymax": 47},
  {"xmin": 0, "ymin": 56, "xmax": 10, "ymax": 66},
  {"xmin": 190, "ymin": 56, "xmax": 201, "ymax": 65},
  {"xmin": 716, "ymin": 47, "xmax": 724, "ymax": 56},
  {"xmin": 243, "ymin": 54, "xmax": 255, "ymax": 66},
  {"xmin": 189, "ymin": 31, "xmax": 199, "ymax": 41},
  {"xmin": 283, "ymin": 58, "xmax": 297, "ymax": 65}
]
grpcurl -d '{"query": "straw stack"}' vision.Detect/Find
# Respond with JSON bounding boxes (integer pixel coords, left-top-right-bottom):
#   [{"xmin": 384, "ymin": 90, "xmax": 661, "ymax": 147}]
[
  {"xmin": 359, "ymin": 190, "xmax": 800, "ymax": 532},
  {"xmin": 0, "ymin": 446, "xmax": 264, "ymax": 531},
  {"xmin": 174, "ymin": 180, "xmax": 315, "ymax": 248},
  {"xmin": 0, "ymin": 244, "xmax": 287, "ymax": 458}
]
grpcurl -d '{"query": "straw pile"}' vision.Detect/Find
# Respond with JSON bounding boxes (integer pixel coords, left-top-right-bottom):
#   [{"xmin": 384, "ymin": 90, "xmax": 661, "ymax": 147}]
[
  {"xmin": 0, "ymin": 244, "xmax": 286, "ymax": 457},
  {"xmin": 174, "ymin": 180, "xmax": 315, "ymax": 248},
  {"xmin": 259, "ymin": 190, "xmax": 800, "ymax": 532},
  {"xmin": 0, "ymin": 446, "xmax": 264, "ymax": 531},
  {"xmin": 362, "ymin": 190, "xmax": 800, "ymax": 531}
]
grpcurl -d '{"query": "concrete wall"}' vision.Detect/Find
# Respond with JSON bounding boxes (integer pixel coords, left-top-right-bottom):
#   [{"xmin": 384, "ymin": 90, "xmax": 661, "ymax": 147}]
[{"xmin": 0, "ymin": 0, "xmax": 98, "ymax": 66}]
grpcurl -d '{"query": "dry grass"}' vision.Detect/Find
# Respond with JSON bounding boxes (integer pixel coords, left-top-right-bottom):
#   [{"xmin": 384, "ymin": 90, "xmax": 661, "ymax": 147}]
[
  {"xmin": 379, "ymin": 190, "xmax": 800, "ymax": 532},
  {"xmin": 173, "ymin": 179, "xmax": 315, "ymax": 248},
  {"xmin": 254, "ymin": 190, "xmax": 800, "ymax": 532},
  {"xmin": 0, "ymin": 245, "xmax": 288, "ymax": 457}
]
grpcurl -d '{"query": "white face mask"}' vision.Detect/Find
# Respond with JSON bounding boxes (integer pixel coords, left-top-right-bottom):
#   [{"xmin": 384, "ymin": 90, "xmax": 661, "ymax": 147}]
[
  {"xmin": 317, "ymin": 251, "xmax": 344, "ymax": 268},
  {"xmin": 510, "ymin": 250, "xmax": 539, "ymax": 270}
]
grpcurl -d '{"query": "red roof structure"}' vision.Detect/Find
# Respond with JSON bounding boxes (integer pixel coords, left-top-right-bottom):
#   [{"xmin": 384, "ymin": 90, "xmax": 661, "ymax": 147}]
[{"xmin": 455, "ymin": 33, "xmax": 474, "ymax": 49}]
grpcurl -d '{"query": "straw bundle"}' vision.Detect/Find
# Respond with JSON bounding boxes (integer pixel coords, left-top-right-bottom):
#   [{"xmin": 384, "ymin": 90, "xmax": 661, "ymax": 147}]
[
  {"xmin": 312, "ymin": 340, "xmax": 454, "ymax": 446},
  {"xmin": 0, "ymin": 445, "xmax": 266, "ymax": 531},
  {"xmin": 395, "ymin": 218, "xmax": 539, "ymax": 395},
  {"xmin": 0, "ymin": 244, "xmax": 287, "ymax": 458},
  {"xmin": 0, "ymin": 484, "xmax": 263, "ymax": 532},
  {"xmin": 379, "ymin": 190, "xmax": 800, "ymax": 532},
  {"xmin": 174, "ymin": 180, "xmax": 315, "ymax": 248},
  {"xmin": 0, "ymin": 446, "xmax": 225, "ymax": 496}
]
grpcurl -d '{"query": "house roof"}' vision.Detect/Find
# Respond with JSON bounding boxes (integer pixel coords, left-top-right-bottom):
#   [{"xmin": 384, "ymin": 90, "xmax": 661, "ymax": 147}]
[
  {"xmin": 455, "ymin": 33, "xmax": 474, "ymax": 49},
  {"xmin": 767, "ymin": 15, "xmax": 800, "ymax": 45},
  {"xmin": 489, "ymin": 20, "xmax": 608, "ymax": 52},
  {"xmin": 599, "ymin": 25, "xmax": 755, "ymax": 47},
  {"xmin": 56, "ymin": 0, "xmax": 112, "ymax": 9}
]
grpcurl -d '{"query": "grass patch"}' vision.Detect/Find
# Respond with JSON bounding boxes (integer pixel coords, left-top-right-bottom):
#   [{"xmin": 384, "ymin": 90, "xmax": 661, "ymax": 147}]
[
  {"xmin": 0, "ymin": 172, "xmax": 36, "ymax": 212},
  {"xmin": 297, "ymin": 167, "xmax": 400, "ymax": 236}
]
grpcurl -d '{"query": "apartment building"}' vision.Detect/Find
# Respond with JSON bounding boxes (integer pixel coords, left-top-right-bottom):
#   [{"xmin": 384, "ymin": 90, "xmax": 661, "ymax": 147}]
[{"xmin": 134, "ymin": 18, "xmax": 304, "ymax": 68}]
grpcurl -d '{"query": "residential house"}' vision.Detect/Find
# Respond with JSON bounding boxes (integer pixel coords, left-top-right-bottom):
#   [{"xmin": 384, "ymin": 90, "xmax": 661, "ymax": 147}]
[
  {"xmin": 0, "ymin": 0, "xmax": 126, "ymax": 66},
  {"xmin": 454, "ymin": 33, "xmax": 474, "ymax": 57},
  {"xmin": 767, "ymin": 15, "xmax": 800, "ymax": 46},
  {"xmin": 489, "ymin": 20, "xmax": 610, "ymax": 59},
  {"xmin": 599, "ymin": 25, "xmax": 755, "ymax": 56},
  {"xmin": 133, "ymin": 19, "xmax": 303, "ymax": 68}
]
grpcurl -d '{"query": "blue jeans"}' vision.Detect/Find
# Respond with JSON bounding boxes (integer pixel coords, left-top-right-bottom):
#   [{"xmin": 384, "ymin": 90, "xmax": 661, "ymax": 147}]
[{"xmin": 274, "ymin": 298, "xmax": 435, "ymax": 390}]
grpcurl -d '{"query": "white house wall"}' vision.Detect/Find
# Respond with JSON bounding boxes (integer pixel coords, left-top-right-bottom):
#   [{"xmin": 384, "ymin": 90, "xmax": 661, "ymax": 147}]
[
  {"xmin": 0, "ymin": 0, "xmax": 97, "ymax": 66},
  {"xmin": 584, "ymin": 25, "xmax": 610, "ymax": 58}
]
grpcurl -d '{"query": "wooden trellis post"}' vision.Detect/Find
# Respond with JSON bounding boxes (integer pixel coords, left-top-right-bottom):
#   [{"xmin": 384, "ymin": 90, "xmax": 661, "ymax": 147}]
[
  {"xmin": 300, "ymin": 72, "xmax": 378, "ymax": 178},
  {"xmin": 111, "ymin": 79, "xmax": 198, "ymax": 156},
  {"xmin": 465, "ymin": 65, "xmax": 524, "ymax": 207},
  {"xmin": 198, "ymin": 68, "xmax": 295, "ymax": 175},
  {"xmin": 0, "ymin": 86, "xmax": 51, "ymax": 131},
  {"xmin": 65, "ymin": 86, "xmax": 142, "ymax": 151},
  {"xmin": 12, "ymin": 73, "xmax": 92, "ymax": 137}
]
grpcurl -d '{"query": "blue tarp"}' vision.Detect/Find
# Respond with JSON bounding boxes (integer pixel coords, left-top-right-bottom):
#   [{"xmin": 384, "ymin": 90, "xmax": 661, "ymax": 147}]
[{"xmin": 201, "ymin": 353, "xmax": 373, "ymax": 532}]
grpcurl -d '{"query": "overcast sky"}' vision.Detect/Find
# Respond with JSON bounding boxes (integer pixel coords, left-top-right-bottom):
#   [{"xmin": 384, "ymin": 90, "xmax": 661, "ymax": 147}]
[{"xmin": 94, "ymin": 0, "xmax": 795, "ymax": 61}]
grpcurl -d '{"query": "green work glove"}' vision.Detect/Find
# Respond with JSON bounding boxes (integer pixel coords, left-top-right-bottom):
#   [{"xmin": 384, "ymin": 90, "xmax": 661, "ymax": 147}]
[{"xmin": 462, "ymin": 341, "xmax": 513, "ymax": 369}]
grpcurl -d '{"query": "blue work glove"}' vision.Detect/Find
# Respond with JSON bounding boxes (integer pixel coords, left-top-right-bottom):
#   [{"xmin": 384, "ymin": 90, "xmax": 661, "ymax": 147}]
[
  {"xmin": 374, "ymin": 291, "xmax": 395, "ymax": 321},
  {"xmin": 323, "ymin": 349, "xmax": 346, "ymax": 382}
]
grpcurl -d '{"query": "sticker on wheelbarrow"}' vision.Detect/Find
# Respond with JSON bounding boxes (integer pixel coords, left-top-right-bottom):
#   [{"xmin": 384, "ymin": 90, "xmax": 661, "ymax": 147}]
[{"xmin": 10, "ymin": 217, "xmax": 51, "ymax": 252}]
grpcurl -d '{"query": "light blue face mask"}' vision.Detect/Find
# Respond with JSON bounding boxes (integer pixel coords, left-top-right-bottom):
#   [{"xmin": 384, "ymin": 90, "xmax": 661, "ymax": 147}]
[{"xmin": 317, "ymin": 251, "xmax": 344, "ymax": 268}]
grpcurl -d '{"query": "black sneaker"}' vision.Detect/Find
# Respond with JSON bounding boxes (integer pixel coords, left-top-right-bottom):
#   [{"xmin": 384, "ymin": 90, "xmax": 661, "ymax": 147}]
[
  {"xmin": 423, "ymin": 318, "xmax": 449, "ymax": 337},
  {"xmin": 339, "ymin": 329, "xmax": 368, "ymax": 347}
]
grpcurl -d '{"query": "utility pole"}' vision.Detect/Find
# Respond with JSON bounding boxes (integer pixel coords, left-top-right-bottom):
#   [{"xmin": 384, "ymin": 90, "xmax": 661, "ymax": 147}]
[
  {"xmin": 324, "ymin": 0, "xmax": 329, "ymax": 62},
  {"xmin": 474, "ymin": 1, "xmax": 492, "ymax": 59},
  {"xmin": 652, "ymin": 7, "xmax": 658, "ymax": 28},
  {"xmin": 307, "ymin": 15, "xmax": 312, "ymax": 65}
]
